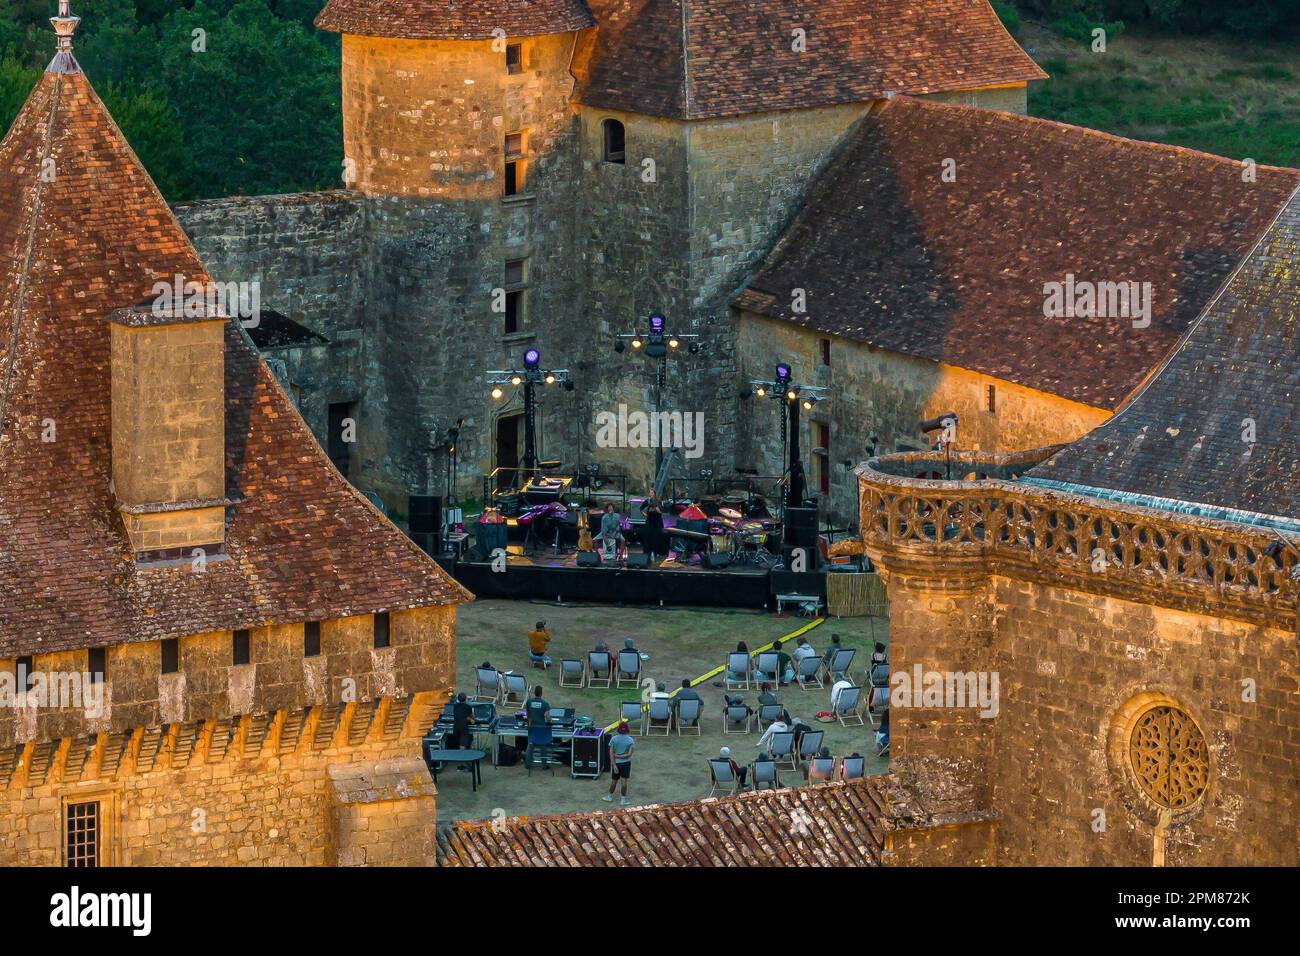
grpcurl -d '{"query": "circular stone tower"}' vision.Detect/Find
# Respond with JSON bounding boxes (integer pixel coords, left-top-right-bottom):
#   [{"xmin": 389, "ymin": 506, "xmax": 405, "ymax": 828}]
[{"xmin": 316, "ymin": 0, "xmax": 595, "ymax": 197}]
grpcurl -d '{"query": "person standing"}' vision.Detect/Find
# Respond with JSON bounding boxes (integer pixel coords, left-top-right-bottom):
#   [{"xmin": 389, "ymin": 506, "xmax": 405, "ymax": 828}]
[
  {"xmin": 527, "ymin": 620, "xmax": 552, "ymax": 668},
  {"xmin": 450, "ymin": 692, "xmax": 472, "ymax": 752},
  {"xmin": 603, "ymin": 721, "xmax": 636, "ymax": 806},
  {"xmin": 525, "ymin": 685, "xmax": 552, "ymax": 769}
]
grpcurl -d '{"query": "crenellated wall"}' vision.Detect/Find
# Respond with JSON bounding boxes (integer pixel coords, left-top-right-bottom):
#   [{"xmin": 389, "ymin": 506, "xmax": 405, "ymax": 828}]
[{"xmin": 0, "ymin": 605, "xmax": 455, "ymax": 866}]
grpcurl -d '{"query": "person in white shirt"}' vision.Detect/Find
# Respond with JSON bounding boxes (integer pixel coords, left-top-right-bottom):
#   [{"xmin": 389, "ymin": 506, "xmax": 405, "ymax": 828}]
[
  {"xmin": 792, "ymin": 638, "xmax": 817, "ymax": 664},
  {"xmin": 757, "ymin": 717, "xmax": 790, "ymax": 750},
  {"xmin": 830, "ymin": 678, "xmax": 854, "ymax": 712}
]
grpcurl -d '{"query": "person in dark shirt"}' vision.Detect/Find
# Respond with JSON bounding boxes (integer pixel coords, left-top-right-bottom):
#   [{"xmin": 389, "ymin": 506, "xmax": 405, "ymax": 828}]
[
  {"xmin": 450, "ymin": 692, "xmax": 472, "ymax": 750},
  {"xmin": 524, "ymin": 685, "xmax": 553, "ymax": 768}
]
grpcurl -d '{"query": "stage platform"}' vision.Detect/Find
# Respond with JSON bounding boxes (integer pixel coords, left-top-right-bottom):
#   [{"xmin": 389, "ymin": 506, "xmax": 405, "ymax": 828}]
[{"xmin": 450, "ymin": 550, "xmax": 774, "ymax": 608}]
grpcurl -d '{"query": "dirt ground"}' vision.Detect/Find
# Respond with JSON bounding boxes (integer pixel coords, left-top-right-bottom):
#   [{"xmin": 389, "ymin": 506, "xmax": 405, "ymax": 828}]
[{"xmin": 437, "ymin": 598, "xmax": 889, "ymax": 825}]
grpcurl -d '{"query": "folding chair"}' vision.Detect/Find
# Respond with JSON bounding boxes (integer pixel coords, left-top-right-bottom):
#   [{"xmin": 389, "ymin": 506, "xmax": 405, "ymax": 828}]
[
  {"xmin": 757, "ymin": 702, "xmax": 784, "ymax": 729},
  {"xmin": 616, "ymin": 650, "xmax": 641, "ymax": 688},
  {"xmin": 806, "ymin": 755, "xmax": 836, "ymax": 784},
  {"xmin": 795, "ymin": 655, "xmax": 823, "ymax": 689},
  {"xmin": 722, "ymin": 704, "xmax": 752, "ymax": 734},
  {"xmin": 676, "ymin": 697, "xmax": 703, "ymax": 735},
  {"xmin": 559, "ymin": 658, "xmax": 585, "ymax": 689},
  {"xmin": 587, "ymin": 651, "xmax": 612, "ymax": 689},
  {"xmin": 754, "ymin": 651, "xmax": 780, "ymax": 685},
  {"xmin": 839, "ymin": 754, "xmax": 866, "ymax": 781},
  {"xmin": 708, "ymin": 758, "xmax": 741, "ymax": 798},
  {"xmin": 620, "ymin": 700, "xmax": 644, "ymax": 735},
  {"xmin": 829, "ymin": 647, "xmax": 856, "ymax": 683},
  {"xmin": 502, "ymin": 672, "xmax": 527, "ymax": 705},
  {"xmin": 797, "ymin": 729, "xmax": 824, "ymax": 767},
  {"xmin": 768, "ymin": 731, "xmax": 796, "ymax": 771},
  {"xmin": 645, "ymin": 698, "xmax": 673, "ymax": 736},
  {"xmin": 475, "ymin": 667, "xmax": 501, "ymax": 703},
  {"xmin": 835, "ymin": 685, "xmax": 865, "ymax": 727},
  {"xmin": 751, "ymin": 757, "xmax": 780, "ymax": 791},
  {"xmin": 870, "ymin": 661, "xmax": 890, "ymax": 688},
  {"xmin": 724, "ymin": 652, "xmax": 751, "ymax": 691},
  {"xmin": 868, "ymin": 685, "xmax": 890, "ymax": 730}
]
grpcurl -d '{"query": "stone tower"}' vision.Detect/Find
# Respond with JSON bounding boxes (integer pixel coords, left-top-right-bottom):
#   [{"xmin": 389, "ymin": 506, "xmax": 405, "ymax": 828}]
[{"xmin": 316, "ymin": 0, "xmax": 597, "ymax": 500}]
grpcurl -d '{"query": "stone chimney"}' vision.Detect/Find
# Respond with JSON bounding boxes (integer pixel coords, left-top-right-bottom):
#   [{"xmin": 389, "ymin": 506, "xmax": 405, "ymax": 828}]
[{"xmin": 108, "ymin": 300, "xmax": 228, "ymax": 561}]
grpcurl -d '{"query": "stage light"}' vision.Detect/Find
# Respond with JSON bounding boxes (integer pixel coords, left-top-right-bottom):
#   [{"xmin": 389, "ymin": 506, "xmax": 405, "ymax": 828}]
[
  {"xmin": 775, "ymin": 362, "xmax": 791, "ymax": 384},
  {"xmin": 649, "ymin": 313, "xmax": 665, "ymax": 333},
  {"xmin": 802, "ymin": 399, "xmax": 813, "ymax": 410},
  {"xmin": 668, "ymin": 338, "xmax": 679, "ymax": 349},
  {"xmin": 545, "ymin": 373, "xmax": 557, "ymax": 385},
  {"xmin": 755, "ymin": 386, "xmax": 767, "ymax": 398},
  {"xmin": 787, "ymin": 389, "xmax": 798, "ymax": 401},
  {"xmin": 631, "ymin": 338, "xmax": 642, "ymax": 349},
  {"xmin": 491, "ymin": 386, "xmax": 504, "ymax": 399},
  {"xmin": 510, "ymin": 375, "xmax": 522, "ymax": 386},
  {"xmin": 689, "ymin": 343, "xmax": 700, "ymax": 354},
  {"xmin": 524, "ymin": 348, "xmax": 540, "ymax": 369},
  {"xmin": 614, "ymin": 340, "xmax": 625, "ymax": 354}
]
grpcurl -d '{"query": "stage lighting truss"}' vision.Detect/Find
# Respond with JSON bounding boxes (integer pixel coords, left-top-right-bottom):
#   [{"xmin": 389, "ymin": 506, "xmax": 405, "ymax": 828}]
[
  {"xmin": 746, "ymin": 362, "xmax": 828, "ymax": 406},
  {"xmin": 487, "ymin": 349, "xmax": 573, "ymax": 397},
  {"xmin": 614, "ymin": 313, "xmax": 700, "ymax": 359}
]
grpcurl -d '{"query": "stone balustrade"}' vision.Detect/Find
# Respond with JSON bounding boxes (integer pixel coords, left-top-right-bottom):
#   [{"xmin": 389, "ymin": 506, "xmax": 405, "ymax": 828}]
[{"xmin": 857, "ymin": 447, "xmax": 1297, "ymax": 630}]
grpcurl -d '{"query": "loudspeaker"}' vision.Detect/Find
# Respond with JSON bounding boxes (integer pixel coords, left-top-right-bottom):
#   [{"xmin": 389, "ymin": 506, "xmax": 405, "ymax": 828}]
[
  {"xmin": 783, "ymin": 506, "xmax": 818, "ymax": 547},
  {"xmin": 626, "ymin": 553, "xmax": 651, "ymax": 568},
  {"xmin": 703, "ymin": 553, "xmax": 732, "ymax": 569},
  {"xmin": 576, "ymin": 550, "xmax": 601, "ymax": 567},
  {"xmin": 409, "ymin": 530, "xmax": 441, "ymax": 557},
  {"xmin": 409, "ymin": 495, "xmax": 443, "ymax": 533}
]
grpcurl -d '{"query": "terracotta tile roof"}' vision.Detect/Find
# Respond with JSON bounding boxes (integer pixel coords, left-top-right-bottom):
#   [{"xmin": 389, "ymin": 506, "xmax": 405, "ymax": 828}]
[
  {"xmin": 573, "ymin": 0, "xmax": 1046, "ymax": 120},
  {"xmin": 0, "ymin": 69, "xmax": 470, "ymax": 658},
  {"xmin": 315, "ymin": 0, "xmax": 596, "ymax": 39},
  {"xmin": 1027, "ymin": 188, "xmax": 1300, "ymax": 524},
  {"xmin": 737, "ymin": 97, "xmax": 1300, "ymax": 409},
  {"xmin": 438, "ymin": 778, "xmax": 889, "ymax": 866}
]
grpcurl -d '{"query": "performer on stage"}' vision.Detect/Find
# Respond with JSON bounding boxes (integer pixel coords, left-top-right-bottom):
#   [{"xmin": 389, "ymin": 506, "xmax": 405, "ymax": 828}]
[
  {"xmin": 642, "ymin": 495, "xmax": 666, "ymax": 560},
  {"xmin": 595, "ymin": 502, "xmax": 625, "ymax": 563}
]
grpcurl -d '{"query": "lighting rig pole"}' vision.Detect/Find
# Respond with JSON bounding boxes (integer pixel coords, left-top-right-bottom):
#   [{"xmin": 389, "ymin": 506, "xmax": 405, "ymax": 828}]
[
  {"xmin": 744, "ymin": 362, "xmax": 827, "ymax": 510},
  {"xmin": 487, "ymin": 348, "xmax": 574, "ymax": 480},
  {"xmin": 613, "ymin": 312, "xmax": 700, "ymax": 477}
]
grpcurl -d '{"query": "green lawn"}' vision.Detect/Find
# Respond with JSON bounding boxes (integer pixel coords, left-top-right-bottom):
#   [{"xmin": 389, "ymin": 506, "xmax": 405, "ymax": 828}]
[
  {"xmin": 438, "ymin": 599, "xmax": 890, "ymax": 826},
  {"xmin": 1023, "ymin": 22, "xmax": 1300, "ymax": 169}
]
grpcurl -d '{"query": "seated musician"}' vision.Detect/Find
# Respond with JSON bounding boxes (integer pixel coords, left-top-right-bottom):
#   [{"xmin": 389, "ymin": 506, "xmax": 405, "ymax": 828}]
[{"xmin": 595, "ymin": 503, "xmax": 625, "ymax": 561}]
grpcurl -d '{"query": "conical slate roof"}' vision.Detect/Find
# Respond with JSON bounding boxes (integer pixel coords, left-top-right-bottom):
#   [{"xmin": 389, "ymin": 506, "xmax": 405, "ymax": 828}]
[{"xmin": 0, "ymin": 64, "xmax": 469, "ymax": 656}]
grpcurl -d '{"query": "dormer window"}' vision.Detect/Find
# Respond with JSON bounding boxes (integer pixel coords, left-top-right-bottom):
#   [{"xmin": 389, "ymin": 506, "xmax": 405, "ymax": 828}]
[{"xmin": 602, "ymin": 118, "xmax": 625, "ymax": 165}]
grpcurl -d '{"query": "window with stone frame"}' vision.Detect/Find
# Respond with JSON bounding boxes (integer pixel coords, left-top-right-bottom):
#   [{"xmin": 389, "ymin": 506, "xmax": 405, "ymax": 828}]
[
  {"xmin": 505, "ymin": 42, "xmax": 524, "ymax": 75},
  {"xmin": 504, "ymin": 131, "xmax": 527, "ymax": 196},
  {"xmin": 504, "ymin": 258, "xmax": 529, "ymax": 334},
  {"xmin": 812, "ymin": 421, "xmax": 831, "ymax": 495},
  {"xmin": 602, "ymin": 118, "xmax": 626, "ymax": 164},
  {"xmin": 65, "ymin": 800, "xmax": 100, "ymax": 867}
]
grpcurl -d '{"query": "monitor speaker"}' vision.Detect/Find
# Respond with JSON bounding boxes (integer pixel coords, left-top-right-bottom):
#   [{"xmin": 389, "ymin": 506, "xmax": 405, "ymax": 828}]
[
  {"xmin": 703, "ymin": 553, "xmax": 732, "ymax": 569},
  {"xmin": 783, "ymin": 506, "xmax": 818, "ymax": 547},
  {"xmin": 576, "ymin": 550, "xmax": 601, "ymax": 568},
  {"xmin": 409, "ymin": 494, "xmax": 443, "ymax": 533},
  {"xmin": 626, "ymin": 553, "xmax": 651, "ymax": 568}
]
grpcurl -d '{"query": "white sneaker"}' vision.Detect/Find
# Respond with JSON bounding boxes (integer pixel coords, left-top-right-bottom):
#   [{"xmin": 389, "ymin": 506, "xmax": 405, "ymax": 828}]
[
  {"xmin": 619, "ymin": 798, "xmax": 630, "ymax": 807},
  {"xmin": 601, "ymin": 794, "xmax": 613, "ymax": 802}
]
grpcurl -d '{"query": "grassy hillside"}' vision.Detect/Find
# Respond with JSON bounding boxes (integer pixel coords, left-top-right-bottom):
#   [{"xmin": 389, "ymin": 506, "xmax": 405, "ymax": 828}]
[{"xmin": 1022, "ymin": 21, "xmax": 1300, "ymax": 169}]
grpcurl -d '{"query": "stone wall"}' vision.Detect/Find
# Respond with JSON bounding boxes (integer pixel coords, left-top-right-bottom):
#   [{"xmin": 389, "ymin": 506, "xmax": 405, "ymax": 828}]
[
  {"xmin": 985, "ymin": 580, "xmax": 1297, "ymax": 866},
  {"xmin": 0, "ymin": 704, "xmax": 440, "ymax": 866},
  {"xmin": 735, "ymin": 310, "xmax": 1109, "ymax": 525},
  {"xmin": 0, "ymin": 606, "xmax": 455, "ymax": 866}
]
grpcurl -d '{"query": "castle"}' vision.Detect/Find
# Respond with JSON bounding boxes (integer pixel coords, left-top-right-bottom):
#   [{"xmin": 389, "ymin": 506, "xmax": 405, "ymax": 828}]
[{"xmin": 0, "ymin": 6, "xmax": 467, "ymax": 867}]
